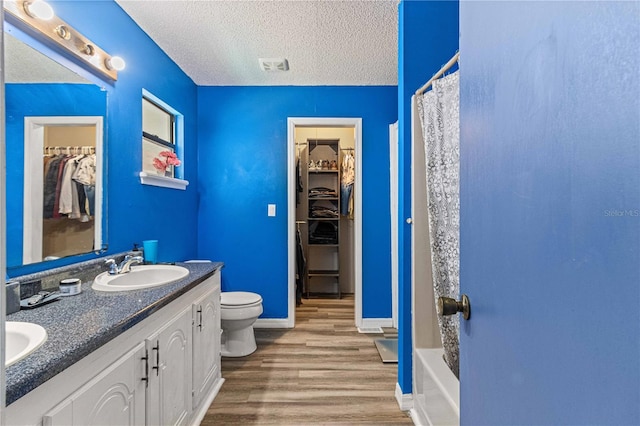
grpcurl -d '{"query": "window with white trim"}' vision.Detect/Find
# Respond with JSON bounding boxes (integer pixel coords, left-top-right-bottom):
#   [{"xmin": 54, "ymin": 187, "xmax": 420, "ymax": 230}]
[{"xmin": 142, "ymin": 92, "xmax": 182, "ymax": 179}]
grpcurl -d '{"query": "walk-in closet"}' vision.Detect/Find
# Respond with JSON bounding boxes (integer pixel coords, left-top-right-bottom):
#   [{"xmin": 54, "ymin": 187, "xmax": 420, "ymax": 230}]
[
  {"xmin": 295, "ymin": 127, "xmax": 356, "ymax": 300},
  {"xmin": 40, "ymin": 125, "xmax": 98, "ymax": 261}
]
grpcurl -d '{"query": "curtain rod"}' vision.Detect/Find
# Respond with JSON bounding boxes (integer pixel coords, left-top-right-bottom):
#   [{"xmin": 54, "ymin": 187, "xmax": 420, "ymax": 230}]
[{"xmin": 415, "ymin": 52, "xmax": 460, "ymax": 96}]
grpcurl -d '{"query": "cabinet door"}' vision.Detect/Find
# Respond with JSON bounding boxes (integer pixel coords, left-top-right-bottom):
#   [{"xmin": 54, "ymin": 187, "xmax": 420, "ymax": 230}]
[
  {"xmin": 192, "ymin": 287, "xmax": 221, "ymax": 408},
  {"xmin": 44, "ymin": 342, "xmax": 146, "ymax": 426},
  {"xmin": 146, "ymin": 307, "xmax": 192, "ymax": 426}
]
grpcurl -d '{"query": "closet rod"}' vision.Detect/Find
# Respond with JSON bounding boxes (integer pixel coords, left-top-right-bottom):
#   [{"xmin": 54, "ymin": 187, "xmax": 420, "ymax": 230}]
[
  {"xmin": 415, "ymin": 51, "xmax": 460, "ymax": 95},
  {"xmin": 43, "ymin": 145, "xmax": 95, "ymax": 155}
]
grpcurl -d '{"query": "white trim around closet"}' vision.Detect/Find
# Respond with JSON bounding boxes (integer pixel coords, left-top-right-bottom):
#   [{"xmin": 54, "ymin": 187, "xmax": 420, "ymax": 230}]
[
  {"xmin": 286, "ymin": 117, "xmax": 363, "ymax": 328},
  {"xmin": 23, "ymin": 116, "xmax": 103, "ymax": 264}
]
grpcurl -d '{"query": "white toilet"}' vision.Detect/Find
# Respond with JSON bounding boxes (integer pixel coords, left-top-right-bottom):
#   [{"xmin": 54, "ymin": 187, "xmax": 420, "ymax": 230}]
[{"xmin": 220, "ymin": 291, "xmax": 263, "ymax": 357}]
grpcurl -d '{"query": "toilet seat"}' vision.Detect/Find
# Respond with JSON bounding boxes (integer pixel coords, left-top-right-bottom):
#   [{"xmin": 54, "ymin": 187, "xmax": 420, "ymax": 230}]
[{"xmin": 221, "ymin": 291, "xmax": 262, "ymax": 308}]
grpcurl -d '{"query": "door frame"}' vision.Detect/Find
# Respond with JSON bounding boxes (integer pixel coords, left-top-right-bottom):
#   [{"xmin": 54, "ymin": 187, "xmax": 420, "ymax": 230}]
[
  {"xmin": 389, "ymin": 122, "xmax": 399, "ymax": 329},
  {"xmin": 286, "ymin": 117, "xmax": 363, "ymax": 327},
  {"xmin": 23, "ymin": 116, "xmax": 103, "ymax": 264}
]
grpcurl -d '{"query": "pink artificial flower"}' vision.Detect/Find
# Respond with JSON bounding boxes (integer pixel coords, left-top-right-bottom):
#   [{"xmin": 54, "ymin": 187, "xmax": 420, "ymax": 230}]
[
  {"xmin": 153, "ymin": 151, "xmax": 181, "ymax": 171},
  {"xmin": 153, "ymin": 157, "xmax": 167, "ymax": 171}
]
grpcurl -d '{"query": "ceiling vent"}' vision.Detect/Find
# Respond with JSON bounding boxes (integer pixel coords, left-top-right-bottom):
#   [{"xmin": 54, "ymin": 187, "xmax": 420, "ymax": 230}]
[{"xmin": 259, "ymin": 58, "xmax": 289, "ymax": 72}]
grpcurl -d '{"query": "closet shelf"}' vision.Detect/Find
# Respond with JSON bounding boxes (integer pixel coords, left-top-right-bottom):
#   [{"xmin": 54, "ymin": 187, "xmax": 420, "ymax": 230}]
[
  {"xmin": 305, "ymin": 138, "xmax": 341, "ymax": 300},
  {"xmin": 308, "ymin": 270, "xmax": 340, "ymax": 277},
  {"xmin": 139, "ymin": 172, "xmax": 189, "ymax": 190}
]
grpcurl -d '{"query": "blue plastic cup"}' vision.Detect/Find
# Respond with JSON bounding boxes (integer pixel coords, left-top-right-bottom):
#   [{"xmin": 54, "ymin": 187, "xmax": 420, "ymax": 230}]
[{"xmin": 142, "ymin": 240, "xmax": 158, "ymax": 264}]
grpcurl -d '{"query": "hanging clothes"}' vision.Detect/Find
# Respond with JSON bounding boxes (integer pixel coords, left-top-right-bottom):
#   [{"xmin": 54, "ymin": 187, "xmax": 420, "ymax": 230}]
[
  {"xmin": 296, "ymin": 156, "xmax": 303, "ymax": 205},
  {"xmin": 295, "ymin": 225, "xmax": 306, "ymax": 306},
  {"xmin": 58, "ymin": 157, "xmax": 80, "ymax": 215},
  {"xmin": 72, "ymin": 154, "xmax": 96, "ymax": 186},
  {"xmin": 43, "ymin": 155, "xmax": 64, "ymax": 219},
  {"xmin": 43, "ymin": 150, "xmax": 96, "ymax": 221},
  {"xmin": 72, "ymin": 154, "xmax": 96, "ymax": 220},
  {"xmin": 340, "ymin": 152, "xmax": 355, "ymax": 217}
]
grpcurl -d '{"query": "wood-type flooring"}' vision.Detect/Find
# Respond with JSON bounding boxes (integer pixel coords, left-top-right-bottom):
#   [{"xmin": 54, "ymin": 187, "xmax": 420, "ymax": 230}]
[{"xmin": 202, "ymin": 296, "xmax": 412, "ymax": 425}]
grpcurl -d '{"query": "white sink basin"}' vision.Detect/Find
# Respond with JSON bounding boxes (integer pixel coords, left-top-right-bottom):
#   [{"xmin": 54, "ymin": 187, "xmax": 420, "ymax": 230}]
[
  {"xmin": 92, "ymin": 265, "xmax": 189, "ymax": 292},
  {"xmin": 6, "ymin": 322, "xmax": 47, "ymax": 367}
]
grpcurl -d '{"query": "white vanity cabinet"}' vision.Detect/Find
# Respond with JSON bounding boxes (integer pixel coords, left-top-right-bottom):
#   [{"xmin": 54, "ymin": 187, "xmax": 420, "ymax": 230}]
[
  {"xmin": 145, "ymin": 307, "xmax": 192, "ymax": 426},
  {"xmin": 43, "ymin": 343, "xmax": 147, "ymax": 426},
  {"xmin": 6, "ymin": 271, "xmax": 224, "ymax": 426},
  {"xmin": 191, "ymin": 285, "xmax": 221, "ymax": 409}
]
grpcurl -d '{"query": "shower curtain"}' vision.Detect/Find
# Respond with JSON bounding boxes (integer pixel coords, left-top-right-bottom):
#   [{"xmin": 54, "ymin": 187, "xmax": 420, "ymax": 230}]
[{"xmin": 417, "ymin": 71, "xmax": 460, "ymax": 378}]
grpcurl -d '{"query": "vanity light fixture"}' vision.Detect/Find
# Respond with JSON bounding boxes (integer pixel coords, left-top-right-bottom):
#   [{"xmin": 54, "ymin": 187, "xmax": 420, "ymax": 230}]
[
  {"xmin": 105, "ymin": 56, "xmax": 126, "ymax": 71},
  {"xmin": 23, "ymin": 0, "xmax": 53, "ymax": 20},
  {"xmin": 54, "ymin": 24, "xmax": 71, "ymax": 40},
  {"xmin": 4, "ymin": 0, "xmax": 124, "ymax": 80},
  {"xmin": 83, "ymin": 44, "xmax": 95, "ymax": 57}
]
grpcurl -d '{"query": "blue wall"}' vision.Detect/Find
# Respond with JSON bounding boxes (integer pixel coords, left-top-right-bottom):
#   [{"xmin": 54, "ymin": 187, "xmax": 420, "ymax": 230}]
[
  {"xmin": 459, "ymin": 1, "xmax": 639, "ymax": 423},
  {"xmin": 7, "ymin": 1, "xmax": 200, "ymax": 276},
  {"xmin": 397, "ymin": 0, "xmax": 459, "ymax": 394},
  {"xmin": 5, "ymin": 83, "xmax": 106, "ymax": 268},
  {"xmin": 197, "ymin": 86, "xmax": 397, "ymax": 319},
  {"xmin": 7, "ymin": 2, "xmax": 399, "ymax": 329}
]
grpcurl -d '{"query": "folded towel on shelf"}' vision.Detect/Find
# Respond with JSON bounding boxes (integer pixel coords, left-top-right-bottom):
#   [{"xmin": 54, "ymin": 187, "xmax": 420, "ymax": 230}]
[
  {"xmin": 310, "ymin": 200, "xmax": 338, "ymax": 218},
  {"xmin": 309, "ymin": 221, "xmax": 338, "ymax": 244},
  {"xmin": 309, "ymin": 186, "xmax": 337, "ymax": 198}
]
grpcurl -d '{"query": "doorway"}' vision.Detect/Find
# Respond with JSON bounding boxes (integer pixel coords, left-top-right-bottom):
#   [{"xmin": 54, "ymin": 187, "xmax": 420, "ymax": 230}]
[
  {"xmin": 23, "ymin": 116, "xmax": 103, "ymax": 264},
  {"xmin": 287, "ymin": 118, "xmax": 362, "ymax": 327}
]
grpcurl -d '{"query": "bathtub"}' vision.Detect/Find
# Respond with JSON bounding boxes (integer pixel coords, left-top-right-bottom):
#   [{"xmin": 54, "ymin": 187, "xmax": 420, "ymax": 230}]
[
  {"xmin": 412, "ymin": 348, "xmax": 459, "ymax": 425},
  {"xmin": 410, "ymin": 99, "xmax": 460, "ymax": 425}
]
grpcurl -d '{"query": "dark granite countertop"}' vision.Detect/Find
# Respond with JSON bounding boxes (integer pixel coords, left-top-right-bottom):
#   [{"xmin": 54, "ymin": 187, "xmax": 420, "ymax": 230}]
[{"xmin": 5, "ymin": 261, "xmax": 223, "ymax": 405}]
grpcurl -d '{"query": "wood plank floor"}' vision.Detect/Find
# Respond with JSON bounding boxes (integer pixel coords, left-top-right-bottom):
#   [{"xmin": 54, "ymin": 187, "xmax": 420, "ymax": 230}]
[{"xmin": 202, "ymin": 296, "xmax": 412, "ymax": 425}]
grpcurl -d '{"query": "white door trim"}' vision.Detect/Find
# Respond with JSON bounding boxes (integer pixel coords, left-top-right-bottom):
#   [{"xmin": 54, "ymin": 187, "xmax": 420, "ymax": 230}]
[
  {"xmin": 23, "ymin": 116, "xmax": 103, "ymax": 264},
  {"xmin": 287, "ymin": 117, "xmax": 363, "ymax": 328},
  {"xmin": 389, "ymin": 122, "xmax": 399, "ymax": 329}
]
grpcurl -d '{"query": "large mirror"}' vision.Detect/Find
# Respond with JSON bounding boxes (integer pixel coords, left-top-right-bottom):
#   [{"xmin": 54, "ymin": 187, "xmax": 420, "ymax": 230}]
[{"xmin": 5, "ymin": 28, "xmax": 108, "ymax": 268}]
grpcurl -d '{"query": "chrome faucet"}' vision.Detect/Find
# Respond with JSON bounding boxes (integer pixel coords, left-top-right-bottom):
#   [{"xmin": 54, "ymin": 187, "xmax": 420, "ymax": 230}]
[
  {"xmin": 119, "ymin": 255, "xmax": 144, "ymax": 273},
  {"xmin": 105, "ymin": 259, "xmax": 118, "ymax": 275},
  {"xmin": 105, "ymin": 255, "xmax": 144, "ymax": 275}
]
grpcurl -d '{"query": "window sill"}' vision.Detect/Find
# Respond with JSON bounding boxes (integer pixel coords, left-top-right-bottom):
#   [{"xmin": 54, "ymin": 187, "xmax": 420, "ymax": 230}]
[{"xmin": 139, "ymin": 172, "xmax": 189, "ymax": 190}]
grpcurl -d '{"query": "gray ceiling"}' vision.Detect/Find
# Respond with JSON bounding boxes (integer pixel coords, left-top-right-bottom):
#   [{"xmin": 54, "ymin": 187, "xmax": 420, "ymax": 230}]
[
  {"xmin": 115, "ymin": 0, "xmax": 398, "ymax": 86},
  {"xmin": 4, "ymin": 33, "xmax": 90, "ymax": 83}
]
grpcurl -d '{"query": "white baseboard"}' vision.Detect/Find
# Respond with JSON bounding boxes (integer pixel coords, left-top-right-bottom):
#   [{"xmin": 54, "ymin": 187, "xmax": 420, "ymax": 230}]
[
  {"xmin": 408, "ymin": 408, "xmax": 425, "ymax": 426},
  {"xmin": 254, "ymin": 318, "xmax": 293, "ymax": 329},
  {"xmin": 358, "ymin": 326, "xmax": 383, "ymax": 334},
  {"xmin": 359, "ymin": 317, "xmax": 393, "ymax": 330},
  {"xmin": 395, "ymin": 382, "xmax": 414, "ymax": 411},
  {"xmin": 190, "ymin": 377, "xmax": 225, "ymax": 426}
]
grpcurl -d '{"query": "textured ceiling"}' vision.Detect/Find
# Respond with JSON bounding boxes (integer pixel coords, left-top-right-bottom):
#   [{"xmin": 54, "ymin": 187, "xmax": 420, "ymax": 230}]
[
  {"xmin": 5, "ymin": 33, "xmax": 90, "ymax": 83},
  {"xmin": 115, "ymin": 0, "xmax": 398, "ymax": 86}
]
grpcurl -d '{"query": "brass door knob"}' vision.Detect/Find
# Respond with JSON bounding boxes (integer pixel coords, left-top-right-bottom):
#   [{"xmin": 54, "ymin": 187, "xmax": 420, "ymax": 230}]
[{"xmin": 437, "ymin": 295, "xmax": 471, "ymax": 320}]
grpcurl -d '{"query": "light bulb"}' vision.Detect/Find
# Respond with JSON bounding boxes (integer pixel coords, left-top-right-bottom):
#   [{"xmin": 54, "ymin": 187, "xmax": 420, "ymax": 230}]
[
  {"xmin": 105, "ymin": 56, "xmax": 126, "ymax": 71},
  {"xmin": 24, "ymin": 0, "xmax": 54, "ymax": 20}
]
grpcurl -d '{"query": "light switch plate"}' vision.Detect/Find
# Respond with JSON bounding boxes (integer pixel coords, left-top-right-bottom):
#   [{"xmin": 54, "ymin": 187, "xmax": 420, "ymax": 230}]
[{"xmin": 268, "ymin": 204, "xmax": 276, "ymax": 217}]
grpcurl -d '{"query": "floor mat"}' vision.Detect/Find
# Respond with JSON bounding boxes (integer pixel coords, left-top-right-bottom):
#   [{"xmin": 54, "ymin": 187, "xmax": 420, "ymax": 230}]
[{"xmin": 374, "ymin": 338, "xmax": 398, "ymax": 363}]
